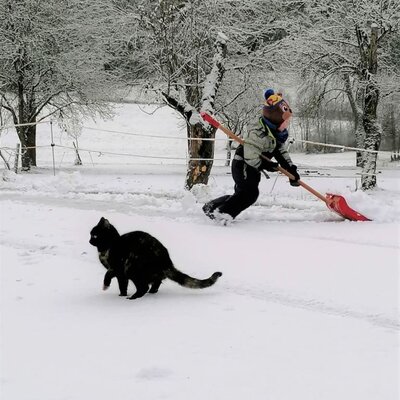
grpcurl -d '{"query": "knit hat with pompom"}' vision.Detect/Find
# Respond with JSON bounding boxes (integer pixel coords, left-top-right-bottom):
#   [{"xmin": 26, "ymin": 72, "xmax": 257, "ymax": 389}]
[{"xmin": 262, "ymin": 88, "xmax": 292, "ymax": 128}]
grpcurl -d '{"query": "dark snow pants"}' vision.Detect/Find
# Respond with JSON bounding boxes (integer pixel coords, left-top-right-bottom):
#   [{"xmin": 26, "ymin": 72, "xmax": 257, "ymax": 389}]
[{"xmin": 206, "ymin": 157, "xmax": 261, "ymax": 219}]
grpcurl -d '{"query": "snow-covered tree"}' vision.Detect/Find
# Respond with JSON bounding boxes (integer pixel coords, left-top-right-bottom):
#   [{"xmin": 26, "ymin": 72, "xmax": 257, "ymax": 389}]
[
  {"xmin": 117, "ymin": 0, "xmax": 287, "ymax": 189},
  {"xmin": 121, "ymin": 0, "xmax": 226, "ymax": 189},
  {"xmin": 0, "ymin": 0, "xmax": 130, "ymax": 170},
  {"xmin": 278, "ymin": 0, "xmax": 400, "ymax": 189}
]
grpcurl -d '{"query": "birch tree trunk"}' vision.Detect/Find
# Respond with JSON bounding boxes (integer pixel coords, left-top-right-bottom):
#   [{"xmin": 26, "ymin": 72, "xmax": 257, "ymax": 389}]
[
  {"xmin": 354, "ymin": 90, "xmax": 365, "ymax": 167},
  {"xmin": 360, "ymin": 24, "xmax": 381, "ymax": 190}
]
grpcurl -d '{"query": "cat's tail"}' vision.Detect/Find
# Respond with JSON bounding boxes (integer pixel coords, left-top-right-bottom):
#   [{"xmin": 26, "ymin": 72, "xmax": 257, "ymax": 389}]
[{"xmin": 166, "ymin": 267, "xmax": 222, "ymax": 289}]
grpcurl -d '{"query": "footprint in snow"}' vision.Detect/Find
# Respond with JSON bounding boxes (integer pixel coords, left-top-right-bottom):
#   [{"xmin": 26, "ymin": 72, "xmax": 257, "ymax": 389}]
[{"xmin": 136, "ymin": 367, "xmax": 172, "ymax": 380}]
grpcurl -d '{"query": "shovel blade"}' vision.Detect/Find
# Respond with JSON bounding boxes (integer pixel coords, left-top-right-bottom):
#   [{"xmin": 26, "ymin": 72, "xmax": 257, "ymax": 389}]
[{"xmin": 326, "ymin": 193, "xmax": 371, "ymax": 221}]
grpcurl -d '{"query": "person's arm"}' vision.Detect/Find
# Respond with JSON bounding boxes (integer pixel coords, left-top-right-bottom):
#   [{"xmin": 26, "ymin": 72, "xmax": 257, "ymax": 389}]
[{"xmin": 274, "ymin": 143, "xmax": 300, "ymax": 186}]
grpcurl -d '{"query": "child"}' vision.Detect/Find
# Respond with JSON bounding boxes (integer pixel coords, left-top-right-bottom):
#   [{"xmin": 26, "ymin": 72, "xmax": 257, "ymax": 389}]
[{"xmin": 203, "ymin": 89, "xmax": 300, "ymax": 221}]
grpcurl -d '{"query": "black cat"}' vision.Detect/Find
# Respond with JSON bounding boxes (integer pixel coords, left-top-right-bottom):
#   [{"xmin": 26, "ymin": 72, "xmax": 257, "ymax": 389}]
[{"xmin": 89, "ymin": 217, "xmax": 222, "ymax": 299}]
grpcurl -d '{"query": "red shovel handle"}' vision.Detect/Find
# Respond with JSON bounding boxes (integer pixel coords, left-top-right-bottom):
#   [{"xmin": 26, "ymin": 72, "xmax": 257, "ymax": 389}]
[
  {"xmin": 201, "ymin": 111, "xmax": 245, "ymax": 145},
  {"xmin": 200, "ymin": 112, "xmax": 220, "ymax": 128}
]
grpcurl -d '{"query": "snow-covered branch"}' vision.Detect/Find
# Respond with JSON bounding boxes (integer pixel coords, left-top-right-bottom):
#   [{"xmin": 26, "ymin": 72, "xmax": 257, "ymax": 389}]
[{"xmin": 200, "ymin": 32, "xmax": 228, "ymax": 114}]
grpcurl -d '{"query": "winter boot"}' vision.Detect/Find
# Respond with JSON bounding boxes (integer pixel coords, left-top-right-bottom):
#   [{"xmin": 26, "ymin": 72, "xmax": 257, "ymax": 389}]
[{"xmin": 202, "ymin": 195, "xmax": 231, "ymax": 220}]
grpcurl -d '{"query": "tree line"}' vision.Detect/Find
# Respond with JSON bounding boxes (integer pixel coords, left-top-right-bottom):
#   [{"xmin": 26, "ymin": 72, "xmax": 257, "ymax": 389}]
[{"xmin": 0, "ymin": 0, "xmax": 399, "ymax": 190}]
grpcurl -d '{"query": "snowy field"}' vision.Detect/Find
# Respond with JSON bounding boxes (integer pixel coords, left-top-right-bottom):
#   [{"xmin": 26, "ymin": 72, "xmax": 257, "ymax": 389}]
[{"xmin": 1, "ymin": 104, "xmax": 399, "ymax": 400}]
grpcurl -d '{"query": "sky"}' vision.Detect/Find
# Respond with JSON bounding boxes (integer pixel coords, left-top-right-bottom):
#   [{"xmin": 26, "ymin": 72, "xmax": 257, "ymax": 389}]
[{"xmin": 1, "ymin": 103, "xmax": 399, "ymax": 400}]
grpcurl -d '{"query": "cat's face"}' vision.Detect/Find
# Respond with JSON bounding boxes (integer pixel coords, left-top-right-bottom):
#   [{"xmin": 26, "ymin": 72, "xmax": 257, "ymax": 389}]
[
  {"xmin": 89, "ymin": 225, "xmax": 101, "ymax": 247},
  {"xmin": 89, "ymin": 217, "xmax": 111, "ymax": 249}
]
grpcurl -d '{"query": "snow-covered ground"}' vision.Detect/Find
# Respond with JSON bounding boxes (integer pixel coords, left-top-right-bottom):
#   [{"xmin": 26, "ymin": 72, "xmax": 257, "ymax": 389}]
[{"xmin": 1, "ymin": 104, "xmax": 399, "ymax": 400}]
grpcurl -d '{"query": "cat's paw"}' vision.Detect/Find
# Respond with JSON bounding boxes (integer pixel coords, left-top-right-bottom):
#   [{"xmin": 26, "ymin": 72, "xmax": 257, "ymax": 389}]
[
  {"xmin": 119, "ymin": 292, "xmax": 127, "ymax": 296},
  {"xmin": 127, "ymin": 292, "xmax": 146, "ymax": 300},
  {"xmin": 103, "ymin": 285, "xmax": 110, "ymax": 291}
]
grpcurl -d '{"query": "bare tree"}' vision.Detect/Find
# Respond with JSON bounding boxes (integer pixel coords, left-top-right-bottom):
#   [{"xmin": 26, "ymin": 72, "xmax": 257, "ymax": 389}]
[
  {"xmin": 0, "ymin": 0, "xmax": 130, "ymax": 170},
  {"xmin": 278, "ymin": 0, "xmax": 400, "ymax": 189}
]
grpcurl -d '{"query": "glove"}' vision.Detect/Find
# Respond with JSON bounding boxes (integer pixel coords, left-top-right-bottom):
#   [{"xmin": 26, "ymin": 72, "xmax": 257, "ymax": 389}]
[
  {"xmin": 259, "ymin": 158, "xmax": 278, "ymax": 172},
  {"xmin": 287, "ymin": 164, "xmax": 300, "ymax": 186}
]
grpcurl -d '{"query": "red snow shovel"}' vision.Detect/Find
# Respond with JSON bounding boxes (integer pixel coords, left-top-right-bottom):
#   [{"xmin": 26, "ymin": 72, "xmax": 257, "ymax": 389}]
[{"xmin": 200, "ymin": 112, "xmax": 371, "ymax": 222}]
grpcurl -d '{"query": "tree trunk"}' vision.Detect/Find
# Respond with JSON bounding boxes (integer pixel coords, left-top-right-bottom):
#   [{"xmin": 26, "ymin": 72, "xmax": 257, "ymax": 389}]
[
  {"xmin": 14, "ymin": 69, "xmax": 38, "ymax": 170},
  {"xmin": 354, "ymin": 90, "xmax": 365, "ymax": 167},
  {"xmin": 361, "ymin": 78, "xmax": 381, "ymax": 190},
  {"xmin": 225, "ymin": 139, "xmax": 233, "ymax": 167},
  {"xmin": 389, "ymin": 105, "xmax": 397, "ymax": 152},
  {"xmin": 361, "ymin": 24, "xmax": 380, "ymax": 191},
  {"xmin": 16, "ymin": 125, "xmax": 29, "ymax": 171},
  {"xmin": 162, "ymin": 32, "xmax": 227, "ymax": 190},
  {"xmin": 185, "ymin": 122, "xmax": 216, "ymax": 190},
  {"xmin": 304, "ymin": 117, "xmax": 310, "ymax": 153},
  {"xmin": 16, "ymin": 123, "xmax": 37, "ymax": 170},
  {"xmin": 187, "ymin": 31, "xmax": 227, "ymax": 188},
  {"xmin": 25, "ymin": 124, "xmax": 37, "ymax": 167},
  {"xmin": 361, "ymin": 118, "xmax": 381, "ymax": 190}
]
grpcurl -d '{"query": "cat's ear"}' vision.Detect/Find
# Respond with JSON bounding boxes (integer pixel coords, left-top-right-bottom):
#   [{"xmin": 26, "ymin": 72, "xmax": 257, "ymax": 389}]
[{"xmin": 100, "ymin": 217, "xmax": 110, "ymax": 228}]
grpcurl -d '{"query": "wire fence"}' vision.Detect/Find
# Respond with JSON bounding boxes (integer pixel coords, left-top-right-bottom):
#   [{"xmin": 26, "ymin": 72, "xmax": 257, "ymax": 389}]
[{"xmin": 0, "ymin": 119, "xmax": 395, "ymax": 178}]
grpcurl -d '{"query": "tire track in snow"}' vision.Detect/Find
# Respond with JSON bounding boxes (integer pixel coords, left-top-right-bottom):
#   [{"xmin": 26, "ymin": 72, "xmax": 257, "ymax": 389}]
[{"xmin": 223, "ymin": 283, "xmax": 400, "ymax": 331}]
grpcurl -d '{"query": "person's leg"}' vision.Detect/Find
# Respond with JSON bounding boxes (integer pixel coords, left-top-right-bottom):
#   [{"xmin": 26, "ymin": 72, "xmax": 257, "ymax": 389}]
[{"xmin": 217, "ymin": 161, "xmax": 260, "ymax": 219}]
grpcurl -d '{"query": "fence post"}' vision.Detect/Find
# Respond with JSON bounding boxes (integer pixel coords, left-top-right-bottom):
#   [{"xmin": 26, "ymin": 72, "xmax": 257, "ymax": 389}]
[
  {"xmin": 50, "ymin": 120, "xmax": 56, "ymax": 176},
  {"xmin": 14, "ymin": 143, "xmax": 20, "ymax": 173}
]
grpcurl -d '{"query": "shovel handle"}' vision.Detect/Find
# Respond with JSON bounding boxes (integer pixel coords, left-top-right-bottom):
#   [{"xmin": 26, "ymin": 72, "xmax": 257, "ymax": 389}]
[
  {"xmin": 201, "ymin": 112, "xmax": 329, "ymax": 205},
  {"xmin": 201, "ymin": 112, "xmax": 245, "ymax": 145},
  {"xmin": 274, "ymin": 165, "xmax": 328, "ymax": 204}
]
